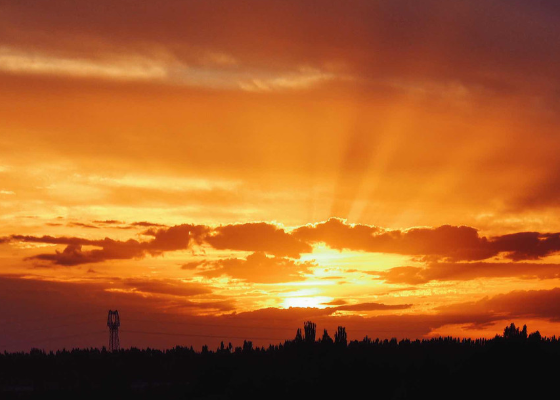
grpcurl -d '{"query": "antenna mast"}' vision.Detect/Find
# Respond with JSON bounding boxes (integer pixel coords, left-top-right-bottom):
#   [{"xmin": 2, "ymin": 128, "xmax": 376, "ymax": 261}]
[{"xmin": 107, "ymin": 310, "xmax": 120, "ymax": 352}]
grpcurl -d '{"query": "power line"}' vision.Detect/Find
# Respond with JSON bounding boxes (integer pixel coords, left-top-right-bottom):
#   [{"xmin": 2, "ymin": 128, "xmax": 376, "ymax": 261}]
[
  {"xmin": 0, "ymin": 311, "xmax": 100, "ymax": 325},
  {"xmin": 7, "ymin": 318, "xmax": 101, "ymax": 335},
  {"xmin": 125, "ymin": 318, "xmax": 297, "ymax": 332},
  {"xmin": 0, "ymin": 309, "xmax": 432, "ymax": 351},
  {"xmin": 0, "ymin": 331, "xmax": 106, "ymax": 349},
  {"xmin": 121, "ymin": 329, "xmax": 286, "ymax": 342},
  {"xmin": 124, "ymin": 317, "xmax": 429, "ymax": 333}
]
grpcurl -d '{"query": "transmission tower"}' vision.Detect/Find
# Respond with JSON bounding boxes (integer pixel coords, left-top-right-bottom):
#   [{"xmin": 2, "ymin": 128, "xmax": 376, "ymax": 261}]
[{"xmin": 107, "ymin": 310, "xmax": 120, "ymax": 352}]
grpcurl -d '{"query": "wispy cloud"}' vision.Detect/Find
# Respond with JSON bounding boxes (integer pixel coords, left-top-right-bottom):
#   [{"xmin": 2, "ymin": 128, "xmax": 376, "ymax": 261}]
[
  {"xmin": 0, "ymin": 47, "xmax": 336, "ymax": 91},
  {"xmin": 0, "ymin": 47, "xmax": 168, "ymax": 81}
]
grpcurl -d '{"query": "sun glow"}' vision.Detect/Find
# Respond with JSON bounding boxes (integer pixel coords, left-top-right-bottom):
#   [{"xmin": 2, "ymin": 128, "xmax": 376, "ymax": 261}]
[
  {"xmin": 282, "ymin": 296, "xmax": 331, "ymax": 309},
  {"xmin": 300, "ymin": 244, "xmax": 417, "ymax": 271}
]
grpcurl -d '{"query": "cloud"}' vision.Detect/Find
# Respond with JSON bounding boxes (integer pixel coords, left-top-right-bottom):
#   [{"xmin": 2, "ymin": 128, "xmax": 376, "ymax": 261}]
[
  {"xmin": 131, "ymin": 221, "xmax": 166, "ymax": 228},
  {"xmin": 93, "ymin": 220, "xmax": 124, "ymax": 224},
  {"xmin": 116, "ymin": 278, "xmax": 212, "ymax": 298},
  {"xmin": 12, "ymin": 219, "xmax": 560, "ymax": 267},
  {"xmin": 294, "ymin": 218, "xmax": 494, "ymax": 260},
  {"xmin": 322, "ymin": 299, "xmax": 348, "ymax": 306},
  {"xmin": 141, "ymin": 224, "xmax": 209, "ymax": 253},
  {"xmin": 293, "ymin": 218, "xmax": 384, "ymax": 252},
  {"xmin": 294, "ymin": 218, "xmax": 560, "ymax": 261},
  {"xmin": 436, "ymin": 288, "xmax": 560, "ymax": 325},
  {"xmin": 206, "ymin": 223, "xmax": 312, "ymax": 258},
  {"xmin": 334, "ymin": 302, "xmax": 412, "ymax": 312},
  {"xmin": 0, "ymin": 47, "xmax": 169, "ymax": 82},
  {"xmin": 13, "ymin": 221, "xmax": 309, "ymax": 266},
  {"xmin": 18, "ymin": 236, "xmax": 149, "ymax": 266},
  {"xmin": 17, "ymin": 226, "xmax": 208, "ymax": 266},
  {"xmin": 181, "ymin": 261, "xmax": 203, "ymax": 270},
  {"xmin": 370, "ymin": 262, "xmax": 560, "ymax": 285},
  {"xmin": 67, "ymin": 222, "xmax": 100, "ymax": 229},
  {"xmin": 29, "ymin": 244, "xmax": 103, "ymax": 266},
  {"xmin": 491, "ymin": 232, "xmax": 560, "ymax": 261},
  {"xmin": 0, "ymin": 45, "xmax": 336, "ymax": 91},
  {"xmin": 195, "ymin": 252, "xmax": 314, "ymax": 283},
  {"xmin": 2, "ymin": 0, "xmax": 559, "ymax": 92}
]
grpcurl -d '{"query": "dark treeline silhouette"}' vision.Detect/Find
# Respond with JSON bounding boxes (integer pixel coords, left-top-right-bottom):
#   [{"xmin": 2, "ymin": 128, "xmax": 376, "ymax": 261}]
[{"xmin": 1, "ymin": 322, "xmax": 558, "ymax": 399}]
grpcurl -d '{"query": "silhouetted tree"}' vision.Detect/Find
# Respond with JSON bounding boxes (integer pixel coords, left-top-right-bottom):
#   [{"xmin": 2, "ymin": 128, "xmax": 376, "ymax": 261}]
[
  {"xmin": 295, "ymin": 328, "xmax": 303, "ymax": 343},
  {"xmin": 242, "ymin": 340, "xmax": 253, "ymax": 353},
  {"xmin": 304, "ymin": 321, "xmax": 316, "ymax": 343},
  {"xmin": 529, "ymin": 330, "xmax": 542, "ymax": 342},
  {"xmin": 503, "ymin": 323, "xmax": 528, "ymax": 341},
  {"xmin": 321, "ymin": 329, "xmax": 333, "ymax": 344},
  {"xmin": 334, "ymin": 326, "xmax": 347, "ymax": 346}
]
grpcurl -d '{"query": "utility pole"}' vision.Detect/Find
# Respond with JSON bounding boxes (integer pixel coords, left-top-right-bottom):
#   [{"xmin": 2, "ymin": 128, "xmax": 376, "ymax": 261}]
[{"xmin": 107, "ymin": 310, "xmax": 120, "ymax": 352}]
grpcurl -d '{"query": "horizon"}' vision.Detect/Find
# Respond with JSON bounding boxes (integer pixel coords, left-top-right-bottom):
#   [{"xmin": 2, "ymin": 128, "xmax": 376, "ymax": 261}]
[{"xmin": 1, "ymin": 317, "xmax": 545, "ymax": 354}]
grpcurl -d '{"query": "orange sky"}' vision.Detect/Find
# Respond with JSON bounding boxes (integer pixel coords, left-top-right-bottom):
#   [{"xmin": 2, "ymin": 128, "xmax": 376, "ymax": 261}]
[{"xmin": 2, "ymin": 0, "xmax": 560, "ymax": 351}]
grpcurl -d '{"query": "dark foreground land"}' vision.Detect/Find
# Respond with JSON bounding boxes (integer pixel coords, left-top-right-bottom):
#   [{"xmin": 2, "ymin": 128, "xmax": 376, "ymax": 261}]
[{"xmin": 1, "ymin": 323, "xmax": 558, "ymax": 399}]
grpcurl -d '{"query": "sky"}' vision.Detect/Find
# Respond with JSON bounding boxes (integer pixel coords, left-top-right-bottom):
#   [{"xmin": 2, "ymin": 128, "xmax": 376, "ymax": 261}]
[{"xmin": 2, "ymin": 0, "xmax": 560, "ymax": 351}]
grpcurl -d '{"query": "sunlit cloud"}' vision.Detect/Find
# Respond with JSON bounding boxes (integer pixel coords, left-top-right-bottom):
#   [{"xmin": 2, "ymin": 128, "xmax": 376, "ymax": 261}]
[
  {"xmin": 81, "ymin": 174, "xmax": 240, "ymax": 192},
  {"xmin": 0, "ymin": 47, "xmax": 336, "ymax": 91},
  {"xmin": 238, "ymin": 67, "xmax": 336, "ymax": 92},
  {"xmin": 0, "ymin": 47, "xmax": 168, "ymax": 81}
]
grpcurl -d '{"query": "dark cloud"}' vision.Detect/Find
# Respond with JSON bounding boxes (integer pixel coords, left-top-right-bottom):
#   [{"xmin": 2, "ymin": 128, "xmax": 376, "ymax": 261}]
[
  {"xmin": 21, "ymin": 237, "xmax": 148, "ymax": 266},
  {"xmin": 294, "ymin": 219, "xmax": 492, "ymax": 260},
  {"xmin": 491, "ymin": 232, "xmax": 560, "ymax": 261},
  {"xmin": 141, "ymin": 224, "xmax": 209, "ymax": 253},
  {"xmin": 93, "ymin": 220, "xmax": 123, "ymax": 224},
  {"xmin": 131, "ymin": 221, "xmax": 167, "ymax": 228},
  {"xmin": 67, "ymin": 222, "xmax": 100, "ymax": 229},
  {"xmin": 370, "ymin": 261, "xmax": 560, "ymax": 285},
  {"xmin": 294, "ymin": 219, "xmax": 560, "ymax": 261},
  {"xmin": 437, "ymin": 288, "xmax": 560, "ymax": 325},
  {"xmin": 294, "ymin": 218, "xmax": 383, "ymax": 252},
  {"xmin": 334, "ymin": 302, "xmax": 412, "ymax": 312},
  {"xmin": 181, "ymin": 261, "xmax": 203, "ymax": 270},
  {"xmin": 322, "ymin": 299, "xmax": 348, "ymax": 306},
  {"xmin": 12, "ymin": 220, "xmax": 560, "ymax": 267},
  {"xmin": 206, "ymin": 223, "xmax": 312, "ymax": 257},
  {"xmin": 19, "ymin": 224, "xmax": 211, "ymax": 266},
  {"xmin": 14, "ymin": 222, "xmax": 309, "ymax": 267},
  {"xmin": 29, "ymin": 244, "xmax": 103, "ymax": 266},
  {"xmin": 118, "ymin": 278, "xmax": 212, "ymax": 298}
]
